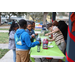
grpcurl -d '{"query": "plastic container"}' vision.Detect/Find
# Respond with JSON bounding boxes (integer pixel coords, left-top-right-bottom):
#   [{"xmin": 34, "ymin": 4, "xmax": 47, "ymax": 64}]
[{"xmin": 43, "ymin": 39, "xmax": 48, "ymax": 49}]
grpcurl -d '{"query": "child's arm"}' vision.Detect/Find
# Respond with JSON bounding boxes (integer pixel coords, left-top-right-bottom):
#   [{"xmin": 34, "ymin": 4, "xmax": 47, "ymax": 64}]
[
  {"xmin": 25, "ymin": 33, "xmax": 40, "ymax": 47},
  {"xmin": 9, "ymin": 31, "xmax": 15, "ymax": 40},
  {"xmin": 35, "ymin": 33, "xmax": 38, "ymax": 36},
  {"xmin": 32, "ymin": 29, "xmax": 38, "ymax": 36},
  {"xmin": 45, "ymin": 28, "xmax": 59, "ymax": 36}
]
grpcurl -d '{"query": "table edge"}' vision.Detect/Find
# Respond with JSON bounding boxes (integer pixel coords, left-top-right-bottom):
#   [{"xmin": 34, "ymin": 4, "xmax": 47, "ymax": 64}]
[{"xmin": 31, "ymin": 55, "xmax": 64, "ymax": 59}]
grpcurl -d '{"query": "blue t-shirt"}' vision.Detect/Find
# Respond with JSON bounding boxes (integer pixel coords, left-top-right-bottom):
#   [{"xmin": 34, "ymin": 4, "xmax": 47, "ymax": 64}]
[{"xmin": 26, "ymin": 29, "xmax": 35, "ymax": 42}]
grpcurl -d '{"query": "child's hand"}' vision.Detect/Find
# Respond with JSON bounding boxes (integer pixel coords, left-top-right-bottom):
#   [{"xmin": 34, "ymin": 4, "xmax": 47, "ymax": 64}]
[
  {"xmin": 31, "ymin": 34, "xmax": 35, "ymax": 38},
  {"xmin": 39, "ymin": 41, "xmax": 41, "ymax": 45},
  {"xmin": 35, "ymin": 33, "xmax": 38, "ymax": 36}
]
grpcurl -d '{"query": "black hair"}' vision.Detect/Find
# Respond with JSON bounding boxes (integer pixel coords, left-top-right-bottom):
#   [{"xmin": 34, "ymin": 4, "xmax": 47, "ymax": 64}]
[
  {"xmin": 8, "ymin": 21, "xmax": 19, "ymax": 35},
  {"xmin": 27, "ymin": 21, "xmax": 32, "ymax": 26},
  {"xmin": 19, "ymin": 19, "xmax": 27, "ymax": 28},
  {"xmin": 47, "ymin": 23, "xmax": 52, "ymax": 29},
  {"xmin": 30, "ymin": 21, "xmax": 35, "ymax": 25}
]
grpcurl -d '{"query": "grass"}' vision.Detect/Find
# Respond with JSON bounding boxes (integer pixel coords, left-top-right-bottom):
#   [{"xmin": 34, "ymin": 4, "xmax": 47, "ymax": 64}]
[
  {"xmin": 0, "ymin": 32, "xmax": 9, "ymax": 44},
  {"xmin": 0, "ymin": 28, "xmax": 9, "ymax": 30},
  {"xmin": 0, "ymin": 49, "xmax": 9, "ymax": 59}
]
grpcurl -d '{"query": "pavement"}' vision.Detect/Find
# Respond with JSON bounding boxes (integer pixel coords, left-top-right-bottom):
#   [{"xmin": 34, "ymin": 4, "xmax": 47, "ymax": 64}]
[
  {"xmin": 0, "ymin": 30, "xmax": 9, "ymax": 33},
  {"xmin": 0, "ymin": 44, "xmax": 8, "ymax": 49},
  {"xmin": 0, "ymin": 50, "xmax": 13, "ymax": 62},
  {"xmin": 0, "ymin": 44, "xmax": 13, "ymax": 62}
]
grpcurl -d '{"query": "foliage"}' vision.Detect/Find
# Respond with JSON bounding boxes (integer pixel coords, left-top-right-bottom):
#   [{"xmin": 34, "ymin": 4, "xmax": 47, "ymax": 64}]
[
  {"xmin": 27, "ymin": 12, "xmax": 44, "ymax": 21},
  {"xmin": 0, "ymin": 49, "xmax": 9, "ymax": 59},
  {"xmin": 0, "ymin": 32, "xmax": 9, "ymax": 44},
  {"xmin": 56, "ymin": 12, "xmax": 69, "ymax": 16}
]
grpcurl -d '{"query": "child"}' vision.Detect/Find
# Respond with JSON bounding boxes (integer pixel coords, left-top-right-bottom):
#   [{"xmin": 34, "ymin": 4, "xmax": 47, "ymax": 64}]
[
  {"xmin": 45, "ymin": 23, "xmax": 66, "ymax": 53},
  {"xmin": 31, "ymin": 21, "xmax": 38, "ymax": 37},
  {"xmin": 14, "ymin": 19, "xmax": 41, "ymax": 62},
  {"xmin": 26, "ymin": 21, "xmax": 35, "ymax": 42},
  {"xmin": 8, "ymin": 21, "xmax": 19, "ymax": 62}
]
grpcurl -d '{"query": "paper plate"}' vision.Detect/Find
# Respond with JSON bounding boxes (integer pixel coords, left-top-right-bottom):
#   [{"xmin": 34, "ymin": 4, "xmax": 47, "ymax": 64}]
[
  {"xmin": 49, "ymin": 42, "xmax": 52, "ymax": 44},
  {"xmin": 48, "ymin": 45, "xmax": 54, "ymax": 48}
]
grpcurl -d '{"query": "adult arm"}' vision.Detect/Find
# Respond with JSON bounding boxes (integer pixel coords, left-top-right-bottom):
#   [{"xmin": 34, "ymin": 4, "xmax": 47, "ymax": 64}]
[
  {"xmin": 45, "ymin": 28, "xmax": 59, "ymax": 36},
  {"xmin": 48, "ymin": 37, "xmax": 55, "ymax": 42}
]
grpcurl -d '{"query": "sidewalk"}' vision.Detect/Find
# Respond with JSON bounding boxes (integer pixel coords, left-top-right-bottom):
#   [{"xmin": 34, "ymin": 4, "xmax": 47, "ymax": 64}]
[
  {"xmin": 0, "ymin": 30, "xmax": 41, "ymax": 33},
  {"xmin": 0, "ymin": 44, "xmax": 13, "ymax": 62},
  {"xmin": 0, "ymin": 50, "xmax": 13, "ymax": 62},
  {"xmin": 0, "ymin": 44, "xmax": 8, "ymax": 49},
  {"xmin": 0, "ymin": 30, "xmax": 9, "ymax": 33}
]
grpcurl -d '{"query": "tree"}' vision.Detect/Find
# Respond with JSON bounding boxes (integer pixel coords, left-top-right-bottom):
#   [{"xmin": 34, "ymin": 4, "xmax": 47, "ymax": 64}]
[
  {"xmin": 56, "ymin": 12, "xmax": 69, "ymax": 16},
  {"xmin": 0, "ymin": 12, "xmax": 4, "ymax": 26},
  {"xmin": 43, "ymin": 12, "xmax": 48, "ymax": 25},
  {"xmin": 48, "ymin": 12, "xmax": 52, "ymax": 22},
  {"xmin": 27, "ymin": 12, "xmax": 43, "ymax": 21},
  {"xmin": 27, "ymin": 12, "xmax": 49, "ymax": 25},
  {"xmin": 3, "ymin": 12, "xmax": 27, "ymax": 22},
  {"xmin": 0, "ymin": 12, "xmax": 27, "ymax": 25},
  {"xmin": 0, "ymin": 12, "xmax": 1, "ymax": 26}
]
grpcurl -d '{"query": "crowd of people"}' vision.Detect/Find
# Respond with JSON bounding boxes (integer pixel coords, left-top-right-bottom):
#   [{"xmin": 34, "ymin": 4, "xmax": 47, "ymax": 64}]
[{"xmin": 8, "ymin": 19, "xmax": 68, "ymax": 62}]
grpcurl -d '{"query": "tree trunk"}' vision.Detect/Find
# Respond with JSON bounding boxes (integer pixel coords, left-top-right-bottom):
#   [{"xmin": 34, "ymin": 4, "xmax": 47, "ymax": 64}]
[
  {"xmin": 43, "ymin": 12, "xmax": 48, "ymax": 25},
  {"xmin": 0, "ymin": 12, "xmax": 1, "ymax": 26},
  {"xmin": 33, "ymin": 18, "xmax": 35, "ymax": 21},
  {"xmin": 26, "ymin": 13, "xmax": 29, "ymax": 20},
  {"xmin": 9, "ymin": 14, "xmax": 11, "ymax": 22}
]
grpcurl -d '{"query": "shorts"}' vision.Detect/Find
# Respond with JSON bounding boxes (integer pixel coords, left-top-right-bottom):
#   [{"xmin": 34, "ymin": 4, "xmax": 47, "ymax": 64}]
[
  {"xmin": 58, "ymin": 42, "xmax": 66, "ymax": 53},
  {"xmin": 16, "ymin": 50, "xmax": 30, "ymax": 62}
]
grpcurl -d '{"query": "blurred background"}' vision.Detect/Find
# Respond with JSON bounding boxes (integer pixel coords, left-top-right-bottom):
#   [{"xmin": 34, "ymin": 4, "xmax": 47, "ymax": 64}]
[{"xmin": 0, "ymin": 12, "xmax": 69, "ymax": 26}]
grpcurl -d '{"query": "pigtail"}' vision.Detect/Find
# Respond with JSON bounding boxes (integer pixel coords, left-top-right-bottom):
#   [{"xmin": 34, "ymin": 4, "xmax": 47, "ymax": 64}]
[{"xmin": 8, "ymin": 21, "xmax": 15, "ymax": 35}]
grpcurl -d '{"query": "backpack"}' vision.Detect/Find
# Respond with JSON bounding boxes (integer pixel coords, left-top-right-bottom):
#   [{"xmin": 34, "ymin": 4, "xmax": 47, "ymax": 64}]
[{"xmin": 15, "ymin": 33, "xmax": 23, "ymax": 45}]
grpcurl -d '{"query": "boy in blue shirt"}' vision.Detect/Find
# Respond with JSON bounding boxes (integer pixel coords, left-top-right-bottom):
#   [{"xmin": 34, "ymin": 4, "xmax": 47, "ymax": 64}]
[{"xmin": 14, "ymin": 19, "xmax": 41, "ymax": 62}]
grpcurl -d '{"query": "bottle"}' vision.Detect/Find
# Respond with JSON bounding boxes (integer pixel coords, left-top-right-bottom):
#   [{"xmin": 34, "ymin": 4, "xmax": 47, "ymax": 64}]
[
  {"xmin": 36, "ymin": 38, "xmax": 41, "ymax": 52},
  {"xmin": 35, "ymin": 35, "xmax": 38, "ymax": 40},
  {"xmin": 43, "ymin": 39, "xmax": 48, "ymax": 49}
]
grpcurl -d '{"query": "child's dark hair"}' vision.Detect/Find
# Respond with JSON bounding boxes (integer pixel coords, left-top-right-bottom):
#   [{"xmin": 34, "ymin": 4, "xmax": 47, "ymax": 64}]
[
  {"xmin": 19, "ymin": 19, "xmax": 27, "ymax": 28},
  {"xmin": 47, "ymin": 23, "xmax": 52, "ymax": 29},
  {"xmin": 8, "ymin": 21, "xmax": 19, "ymax": 35},
  {"xmin": 27, "ymin": 21, "xmax": 32, "ymax": 26},
  {"xmin": 30, "ymin": 21, "xmax": 35, "ymax": 25}
]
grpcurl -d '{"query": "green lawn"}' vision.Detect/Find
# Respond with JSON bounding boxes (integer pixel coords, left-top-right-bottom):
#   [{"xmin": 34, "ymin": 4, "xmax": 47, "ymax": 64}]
[
  {"xmin": 0, "ymin": 28, "xmax": 9, "ymax": 30},
  {"xmin": 0, "ymin": 32, "xmax": 9, "ymax": 59},
  {"xmin": 0, "ymin": 49, "xmax": 9, "ymax": 59},
  {"xmin": 0, "ymin": 32, "xmax": 9, "ymax": 44}
]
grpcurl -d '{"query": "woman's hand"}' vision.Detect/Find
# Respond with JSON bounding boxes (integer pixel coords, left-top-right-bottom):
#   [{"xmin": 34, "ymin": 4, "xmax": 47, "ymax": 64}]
[{"xmin": 45, "ymin": 33, "xmax": 49, "ymax": 36}]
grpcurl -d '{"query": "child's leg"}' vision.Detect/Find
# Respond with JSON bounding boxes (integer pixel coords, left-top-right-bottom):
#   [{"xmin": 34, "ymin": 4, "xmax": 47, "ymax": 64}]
[
  {"xmin": 20, "ymin": 50, "xmax": 30, "ymax": 62},
  {"xmin": 12, "ymin": 49, "xmax": 16, "ymax": 62},
  {"xmin": 16, "ymin": 51, "xmax": 21, "ymax": 62}
]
